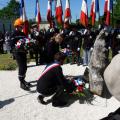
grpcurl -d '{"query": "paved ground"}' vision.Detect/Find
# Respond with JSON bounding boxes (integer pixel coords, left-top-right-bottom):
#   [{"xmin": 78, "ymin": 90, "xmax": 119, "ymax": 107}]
[{"xmin": 0, "ymin": 63, "xmax": 120, "ymax": 120}]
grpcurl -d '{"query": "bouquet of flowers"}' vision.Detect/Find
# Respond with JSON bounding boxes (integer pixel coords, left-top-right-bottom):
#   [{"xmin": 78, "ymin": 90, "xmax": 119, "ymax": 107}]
[
  {"xmin": 71, "ymin": 77, "xmax": 90, "ymax": 97},
  {"xmin": 15, "ymin": 38, "xmax": 31, "ymax": 50}
]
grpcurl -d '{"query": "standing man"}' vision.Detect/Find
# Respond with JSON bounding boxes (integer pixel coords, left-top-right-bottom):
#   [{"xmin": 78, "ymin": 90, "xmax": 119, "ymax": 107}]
[{"xmin": 11, "ymin": 18, "xmax": 31, "ymax": 91}]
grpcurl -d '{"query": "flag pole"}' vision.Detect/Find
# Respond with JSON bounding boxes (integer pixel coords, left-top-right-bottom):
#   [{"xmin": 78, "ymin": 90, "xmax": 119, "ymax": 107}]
[
  {"xmin": 69, "ymin": 0, "xmax": 71, "ymax": 24},
  {"xmin": 98, "ymin": 0, "xmax": 100, "ymax": 24},
  {"xmin": 112, "ymin": 0, "xmax": 114, "ymax": 27}
]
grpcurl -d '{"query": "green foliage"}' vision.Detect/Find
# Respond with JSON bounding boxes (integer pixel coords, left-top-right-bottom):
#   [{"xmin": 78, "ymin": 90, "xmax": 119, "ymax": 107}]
[
  {"xmin": 0, "ymin": 62, "xmax": 17, "ymax": 70},
  {"xmin": 0, "ymin": 54, "xmax": 17, "ymax": 70},
  {"xmin": 0, "ymin": 0, "xmax": 20, "ymax": 19},
  {"xmin": 113, "ymin": 0, "xmax": 120, "ymax": 26}
]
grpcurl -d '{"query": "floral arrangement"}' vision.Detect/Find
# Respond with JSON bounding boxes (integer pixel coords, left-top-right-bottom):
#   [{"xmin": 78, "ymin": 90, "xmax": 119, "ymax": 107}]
[
  {"xmin": 15, "ymin": 38, "xmax": 31, "ymax": 50},
  {"xmin": 71, "ymin": 77, "xmax": 90, "ymax": 97}
]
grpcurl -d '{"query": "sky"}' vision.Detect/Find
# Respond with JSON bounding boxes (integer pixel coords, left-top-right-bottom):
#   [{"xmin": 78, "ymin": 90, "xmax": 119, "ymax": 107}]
[{"xmin": 0, "ymin": 0, "xmax": 105, "ymax": 22}]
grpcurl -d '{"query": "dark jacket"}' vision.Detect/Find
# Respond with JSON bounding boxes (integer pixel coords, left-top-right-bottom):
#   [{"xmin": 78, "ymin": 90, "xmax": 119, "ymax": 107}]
[
  {"xmin": 45, "ymin": 40, "xmax": 60, "ymax": 63},
  {"xmin": 10, "ymin": 30, "xmax": 26, "ymax": 52},
  {"xmin": 82, "ymin": 32, "xmax": 94, "ymax": 50}
]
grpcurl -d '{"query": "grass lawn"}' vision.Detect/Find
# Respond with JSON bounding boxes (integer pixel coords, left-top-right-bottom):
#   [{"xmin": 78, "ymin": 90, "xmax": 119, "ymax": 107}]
[{"xmin": 0, "ymin": 53, "xmax": 17, "ymax": 70}]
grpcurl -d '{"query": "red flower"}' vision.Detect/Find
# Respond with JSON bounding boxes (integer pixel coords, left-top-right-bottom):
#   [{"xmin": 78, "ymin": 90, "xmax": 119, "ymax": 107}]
[{"xmin": 77, "ymin": 85, "xmax": 83, "ymax": 92}]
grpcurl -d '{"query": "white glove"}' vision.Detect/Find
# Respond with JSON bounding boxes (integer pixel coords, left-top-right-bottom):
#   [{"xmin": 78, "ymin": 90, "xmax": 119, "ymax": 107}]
[
  {"xmin": 35, "ymin": 31, "xmax": 39, "ymax": 36},
  {"xmin": 90, "ymin": 36, "xmax": 92, "ymax": 39},
  {"xmin": 77, "ymin": 48, "xmax": 80, "ymax": 51},
  {"xmin": 90, "ymin": 47, "xmax": 93, "ymax": 51},
  {"xmin": 108, "ymin": 47, "xmax": 111, "ymax": 50}
]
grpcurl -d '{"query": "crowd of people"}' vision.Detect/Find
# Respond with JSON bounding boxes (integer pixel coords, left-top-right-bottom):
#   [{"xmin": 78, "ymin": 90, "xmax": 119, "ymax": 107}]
[{"xmin": 1, "ymin": 23, "xmax": 120, "ymax": 65}]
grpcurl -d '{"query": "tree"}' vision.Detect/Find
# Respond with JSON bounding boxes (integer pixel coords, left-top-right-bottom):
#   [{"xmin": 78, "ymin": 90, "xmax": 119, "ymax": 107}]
[
  {"xmin": 0, "ymin": 0, "xmax": 20, "ymax": 20},
  {"xmin": 113, "ymin": 0, "xmax": 120, "ymax": 27}
]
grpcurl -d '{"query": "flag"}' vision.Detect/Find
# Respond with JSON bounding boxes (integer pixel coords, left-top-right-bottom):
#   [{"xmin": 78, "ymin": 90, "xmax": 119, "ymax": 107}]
[
  {"xmin": 105, "ymin": 0, "xmax": 112, "ymax": 25},
  {"xmin": 90, "ymin": 0, "xmax": 100, "ymax": 26},
  {"xmin": 80, "ymin": 0, "xmax": 88, "ymax": 27},
  {"xmin": 104, "ymin": 0, "xmax": 108, "ymax": 14},
  {"xmin": 96, "ymin": 0, "xmax": 100, "ymax": 19},
  {"xmin": 20, "ymin": 0, "xmax": 29, "ymax": 36},
  {"xmin": 90, "ymin": 0, "xmax": 95, "ymax": 26},
  {"xmin": 55, "ymin": 0, "xmax": 63, "ymax": 25},
  {"xmin": 47, "ymin": 0, "xmax": 52, "ymax": 24},
  {"xmin": 35, "ymin": 0, "xmax": 41, "ymax": 28},
  {"xmin": 64, "ymin": 0, "xmax": 71, "ymax": 28},
  {"xmin": 64, "ymin": 0, "xmax": 71, "ymax": 23},
  {"xmin": 96, "ymin": 0, "xmax": 99, "ymax": 14}
]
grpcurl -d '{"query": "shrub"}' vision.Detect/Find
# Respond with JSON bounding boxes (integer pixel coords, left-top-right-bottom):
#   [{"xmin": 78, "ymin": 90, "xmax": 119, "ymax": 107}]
[{"xmin": 0, "ymin": 61, "xmax": 17, "ymax": 70}]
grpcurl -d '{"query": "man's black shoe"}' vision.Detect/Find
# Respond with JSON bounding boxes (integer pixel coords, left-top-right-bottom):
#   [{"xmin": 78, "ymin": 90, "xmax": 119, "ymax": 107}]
[
  {"xmin": 20, "ymin": 83, "xmax": 30, "ymax": 91},
  {"xmin": 25, "ymin": 82, "xmax": 33, "ymax": 87},
  {"xmin": 37, "ymin": 95, "xmax": 47, "ymax": 105}
]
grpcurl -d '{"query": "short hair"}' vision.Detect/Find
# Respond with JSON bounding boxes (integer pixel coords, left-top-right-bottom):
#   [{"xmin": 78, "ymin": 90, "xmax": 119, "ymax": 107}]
[
  {"xmin": 54, "ymin": 52, "xmax": 66, "ymax": 62},
  {"xmin": 55, "ymin": 34, "xmax": 63, "ymax": 43}
]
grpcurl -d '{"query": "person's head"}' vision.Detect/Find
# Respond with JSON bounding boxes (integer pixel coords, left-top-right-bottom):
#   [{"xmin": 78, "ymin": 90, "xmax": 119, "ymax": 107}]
[
  {"xmin": 31, "ymin": 24, "xmax": 38, "ymax": 31},
  {"xmin": 54, "ymin": 52, "xmax": 67, "ymax": 65},
  {"xmin": 14, "ymin": 18, "xmax": 23, "ymax": 31},
  {"xmin": 55, "ymin": 34, "xmax": 64, "ymax": 43}
]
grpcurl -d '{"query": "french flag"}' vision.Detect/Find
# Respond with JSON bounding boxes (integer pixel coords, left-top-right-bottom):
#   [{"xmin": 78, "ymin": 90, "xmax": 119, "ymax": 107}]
[
  {"xmin": 20, "ymin": 0, "xmax": 29, "ymax": 36},
  {"xmin": 104, "ymin": 0, "xmax": 108, "ymax": 14},
  {"xmin": 35, "ymin": 0, "xmax": 41, "ymax": 28},
  {"xmin": 96, "ymin": 0, "xmax": 100, "ymax": 18},
  {"xmin": 55, "ymin": 0, "xmax": 63, "ymax": 25},
  {"xmin": 47, "ymin": 0, "xmax": 52, "ymax": 24},
  {"xmin": 64, "ymin": 0, "xmax": 71, "ymax": 23},
  {"xmin": 90, "ymin": 0, "xmax": 100, "ymax": 26},
  {"xmin": 105, "ymin": 0, "xmax": 112, "ymax": 25},
  {"xmin": 80, "ymin": 0, "xmax": 88, "ymax": 27},
  {"xmin": 90, "ymin": 0, "xmax": 96, "ymax": 26}
]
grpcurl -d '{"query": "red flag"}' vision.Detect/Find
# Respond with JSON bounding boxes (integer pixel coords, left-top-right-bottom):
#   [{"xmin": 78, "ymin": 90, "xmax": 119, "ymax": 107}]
[
  {"xmin": 55, "ymin": 0, "xmax": 63, "ymax": 25},
  {"xmin": 35, "ymin": 0, "xmax": 41, "ymax": 29},
  {"xmin": 47, "ymin": 0, "xmax": 52, "ymax": 25},
  {"xmin": 105, "ymin": 0, "xmax": 112, "ymax": 25},
  {"xmin": 64, "ymin": 0, "xmax": 71, "ymax": 23},
  {"xmin": 64, "ymin": 0, "xmax": 71, "ymax": 28},
  {"xmin": 104, "ymin": 0, "xmax": 108, "ymax": 14},
  {"xmin": 90, "ymin": 0, "xmax": 95, "ymax": 26},
  {"xmin": 80, "ymin": 0, "xmax": 88, "ymax": 27},
  {"xmin": 20, "ymin": 0, "xmax": 29, "ymax": 36}
]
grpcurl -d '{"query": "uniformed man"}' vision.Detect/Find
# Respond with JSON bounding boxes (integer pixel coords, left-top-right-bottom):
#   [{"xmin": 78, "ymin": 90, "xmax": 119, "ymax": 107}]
[{"xmin": 11, "ymin": 18, "xmax": 31, "ymax": 91}]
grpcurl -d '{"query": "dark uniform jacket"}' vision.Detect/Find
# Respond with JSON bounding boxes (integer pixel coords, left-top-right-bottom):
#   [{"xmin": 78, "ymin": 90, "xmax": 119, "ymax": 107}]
[{"xmin": 10, "ymin": 30, "xmax": 26, "ymax": 52}]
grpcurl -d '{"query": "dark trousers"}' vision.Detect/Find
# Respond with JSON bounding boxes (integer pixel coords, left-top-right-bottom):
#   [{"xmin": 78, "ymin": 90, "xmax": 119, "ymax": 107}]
[{"xmin": 14, "ymin": 52, "xmax": 27, "ymax": 81}]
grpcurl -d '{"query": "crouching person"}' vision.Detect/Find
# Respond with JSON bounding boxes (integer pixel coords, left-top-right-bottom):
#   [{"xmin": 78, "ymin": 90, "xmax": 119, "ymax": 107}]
[{"xmin": 37, "ymin": 52, "xmax": 76, "ymax": 107}]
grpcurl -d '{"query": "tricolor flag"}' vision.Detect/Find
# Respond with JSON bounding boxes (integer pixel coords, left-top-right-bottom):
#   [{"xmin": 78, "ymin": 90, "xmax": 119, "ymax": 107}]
[
  {"xmin": 55, "ymin": 0, "xmax": 63, "ymax": 25},
  {"xmin": 35, "ymin": 0, "xmax": 41, "ymax": 28},
  {"xmin": 64, "ymin": 0, "xmax": 71, "ymax": 23},
  {"xmin": 47, "ymin": 0, "xmax": 52, "ymax": 24},
  {"xmin": 96, "ymin": 0, "xmax": 100, "ymax": 17},
  {"xmin": 104, "ymin": 0, "xmax": 108, "ymax": 14},
  {"xmin": 80, "ymin": 0, "xmax": 88, "ymax": 27},
  {"xmin": 105, "ymin": 0, "xmax": 113, "ymax": 25},
  {"xmin": 90, "ymin": 0, "xmax": 100, "ymax": 26},
  {"xmin": 90, "ymin": 0, "xmax": 96, "ymax": 26},
  {"xmin": 64, "ymin": 0, "xmax": 71, "ymax": 28},
  {"xmin": 20, "ymin": 0, "xmax": 29, "ymax": 36}
]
